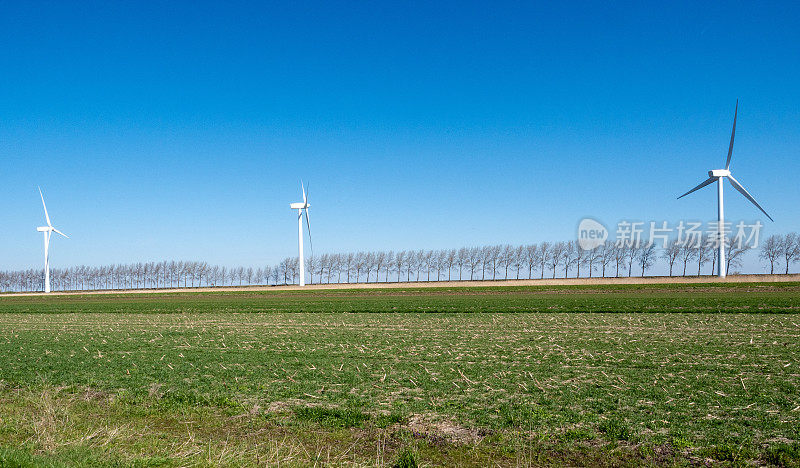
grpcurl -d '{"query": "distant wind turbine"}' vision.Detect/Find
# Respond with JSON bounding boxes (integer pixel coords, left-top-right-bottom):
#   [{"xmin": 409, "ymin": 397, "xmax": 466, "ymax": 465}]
[
  {"xmin": 677, "ymin": 101, "xmax": 773, "ymax": 278},
  {"xmin": 36, "ymin": 187, "xmax": 69, "ymax": 293},
  {"xmin": 290, "ymin": 182, "xmax": 312, "ymax": 286}
]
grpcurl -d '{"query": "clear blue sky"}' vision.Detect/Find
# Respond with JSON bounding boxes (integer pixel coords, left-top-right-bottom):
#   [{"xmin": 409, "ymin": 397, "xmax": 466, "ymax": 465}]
[{"xmin": 2, "ymin": 1, "xmax": 798, "ymax": 272}]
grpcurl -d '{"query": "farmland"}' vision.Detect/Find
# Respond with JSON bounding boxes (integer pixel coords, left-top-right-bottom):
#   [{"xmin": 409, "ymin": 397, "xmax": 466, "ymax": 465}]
[{"xmin": 0, "ymin": 284, "xmax": 799, "ymax": 466}]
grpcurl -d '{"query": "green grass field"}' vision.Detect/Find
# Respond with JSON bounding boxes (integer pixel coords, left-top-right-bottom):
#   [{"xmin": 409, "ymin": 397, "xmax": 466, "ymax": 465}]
[{"xmin": 0, "ymin": 283, "xmax": 799, "ymax": 466}]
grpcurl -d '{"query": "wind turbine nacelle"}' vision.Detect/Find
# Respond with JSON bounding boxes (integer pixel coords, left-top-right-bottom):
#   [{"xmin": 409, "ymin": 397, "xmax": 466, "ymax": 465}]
[
  {"xmin": 709, "ymin": 169, "xmax": 731, "ymax": 177},
  {"xmin": 290, "ymin": 202, "xmax": 307, "ymax": 209},
  {"xmin": 37, "ymin": 226, "xmax": 51, "ymax": 232}
]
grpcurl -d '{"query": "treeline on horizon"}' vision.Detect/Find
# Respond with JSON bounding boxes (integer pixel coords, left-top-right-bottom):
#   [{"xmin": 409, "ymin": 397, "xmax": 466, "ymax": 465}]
[{"xmin": 2, "ymin": 233, "xmax": 799, "ymax": 293}]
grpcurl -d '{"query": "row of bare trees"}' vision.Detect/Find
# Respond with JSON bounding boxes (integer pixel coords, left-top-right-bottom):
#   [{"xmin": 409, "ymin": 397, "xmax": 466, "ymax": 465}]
[
  {"xmin": 2, "ymin": 233, "xmax": 798, "ymax": 292},
  {"xmin": 0, "ymin": 261, "xmax": 291, "ymax": 293}
]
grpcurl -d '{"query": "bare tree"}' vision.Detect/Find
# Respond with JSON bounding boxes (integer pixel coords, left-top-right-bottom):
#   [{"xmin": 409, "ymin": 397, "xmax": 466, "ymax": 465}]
[
  {"xmin": 270, "ymin": 266, "xmax": 280, "ymax": 285},
  {"xmin": 235, "ymin": 266, "xmax": 245, "ymax": 286},
  {"xmin": 315, "ymin": 254, "xmax": 327, "ymax": 284},
  {"xmin": 584, "ymin": 246, "xmax": 600, "ymax": 278},
  {"xmin": 781, "ymin": 233, "xmax": 800, "ymax": 274},
  {"xmin": 726, "ymin": 235, "xmax": 750, "ymax": 274},
  {"xmin": 549, "ymin": 242, "xmax": 565, "ymax": 278},
  {"xmin": 695, "ymin": 240, "xmax": 712, "ymax": 276},
  {"xmin": 625, "ymin": 242, "xmax": 640, "ymax": 277},
  {"xmin": 363, "ymin": 252, "xmax": 376, "ymax": 283},
  {"xmin": 638, "ymin": 243, "xmax": 657, "ymax": 277},
  {"xmin": 422, "ymin": 250, "xmax": 434, "ymax": 281},
  {"xmin": 406, "ymin": 251, "xmax": 419, "ymax": 281},
  {"xmin": 539, "ymin": 242, "xmax": 551, "ymax": 279},
  {"xmin": 314, "ymin": 259, "xmax": 325, "ymax": 284},
  {"xmin": 613, "ymin": 244, "xmax": 627, "ymax": 277},
  {"xmin": 467, "ymin": 247, "xmax": 481, "ymax": 280},
  {"xmin": 219, "ymin": 266, "xmax": 227, "ymax": 286},
  {"xmin": 511, "ymin": 245, "xmax": 524, "ymax": 279},
  {"xmin": 333, "ymin": 254, "xmax": 344, "ymax": 283},
  {"xmin": 305, "ymin": 256, "xmax": 317, "ymax": 284},
  {"xmin": 370, "ymin": 251, "xmax": 384, "ymax": 283},
  {"xmin": 598, "ymin": 241, "xmax": 614, "ymax": 277},
  {"xmin": 394, "ymin": 251, "xmax": 407, "ymax": 282},
  {"xmin": 412, "ymin": 250, "xmax": 424, "ymax": 281},
  {"xmin": 353, "ymin": 252, "xmax": 367, "ymax": 283},
  {"xmin": 266, "ymin": 266, "xmax": 274, "ymax": 286},
  {"xmin": 478, "ymin": 246, "xmax": 490, "ymax": 280},
  {"xmin": 384, "ymin": 251, "xmax": 395, "ymax": 282},
  {"xmin": 678, "ymin": 242, "xmax": 696, "ymax": 276},
  {"xmin": 199, "ymin": 262, "xmax": 210, "ymax": 286},
  {"xmin": 343, "ymin": 253, "xmax": 355, "ymax": 283},
  {"xmin": 499, "ymin": 245, "xmax": 514, "ymax": 279},
  {"xmin": 432, "ymin": 250, "xmax": 444, "ymax": 281},
  {"xmin": 524, "ymin": 244, "xmax": 539, "ymax": 279},
  {"xmin": 280, "ymin": 260, "xmax": 289, "ymax": 284},
  {"xmin": 662, "ymin": 241, "xmax": 681, "ymax": 276},
  {"xmin": 561, "ymin": 241, "xmax": 575, "ymax": 278},
  {"xmin": 444, "ymin": 249, "xmax": 456, "ymax": 281},
  {"xmin": 456, "ymin": 248, "xmax": 468, "ymax": 280},
  {"xmin": 292, "ymin": 258, "xmax": 301, "ymax": 283},
  {"xmin": 245, "ymin": 266, "xmax": 253, "ymax": 285},
  {"xmin": 759, "ymin": 234, "xmax": 782, "ymax": 274}
]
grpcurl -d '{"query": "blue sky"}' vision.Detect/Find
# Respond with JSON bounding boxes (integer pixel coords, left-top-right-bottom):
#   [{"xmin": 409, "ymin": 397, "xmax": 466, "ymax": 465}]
[{"xmin": 1, "ymin": 1, "xmax": 799, "ymax": 272}]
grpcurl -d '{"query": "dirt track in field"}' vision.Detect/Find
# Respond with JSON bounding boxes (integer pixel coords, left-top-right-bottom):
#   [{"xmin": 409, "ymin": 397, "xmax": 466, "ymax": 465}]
[{"xmin": 3, "ymin": 273, "xmax": 800, "ymax": 298}]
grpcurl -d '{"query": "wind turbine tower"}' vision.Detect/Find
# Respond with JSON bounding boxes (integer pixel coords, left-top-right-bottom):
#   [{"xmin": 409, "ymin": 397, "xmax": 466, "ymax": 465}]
[
  {"xmin": 290, "ymin": 182, "xmax": 312, "ymax": 286},
  {"xmin": 36, "ymin": 187, "xmax": 69, "ymax": 293}
]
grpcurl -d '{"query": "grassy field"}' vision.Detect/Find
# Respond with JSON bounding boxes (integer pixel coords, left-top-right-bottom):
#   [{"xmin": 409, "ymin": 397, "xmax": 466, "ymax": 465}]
[{"xmin": 0, "ymin": 283, "xmax": 799, "ymax": 466}]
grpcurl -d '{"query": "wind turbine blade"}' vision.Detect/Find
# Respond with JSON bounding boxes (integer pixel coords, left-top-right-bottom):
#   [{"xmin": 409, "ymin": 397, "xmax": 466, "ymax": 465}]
[
  {"xmin": 38, "ymin": 187, "xmax": 52, "ymax": 227},
  {"xmin": 53, "ymin": 228, "xmax": 69, "ymax": 239},
  {"xmin": 304, "ymin": 208, "xmax": 313, "ymax": 255},
  {"xmin": 301, "ymin": 180, "xmax": 307, "ymax": 204},
  {"xmin": 725, "ymin": 100, "xmax": 738, "ymax": 170},
  {"xmin": 727, "ymin": 175, "xmax": 774, "ymax": 222},
  {"xmin": 677, "ymin": 176, "xmax": 716, "ymax": 199}
]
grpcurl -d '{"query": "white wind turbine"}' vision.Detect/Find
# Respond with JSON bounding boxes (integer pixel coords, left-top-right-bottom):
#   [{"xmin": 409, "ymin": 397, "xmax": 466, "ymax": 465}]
[
  {"xmin": 36, "ymin": 187, "xmax": 69, "ymax": 293},
  {"xmin": 677, "ymin": 101, "xmax": 773, "ymax": 278},
  {"xmin": 289, "ymin": 182, "xmax": 312, "ymax": 286}
]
